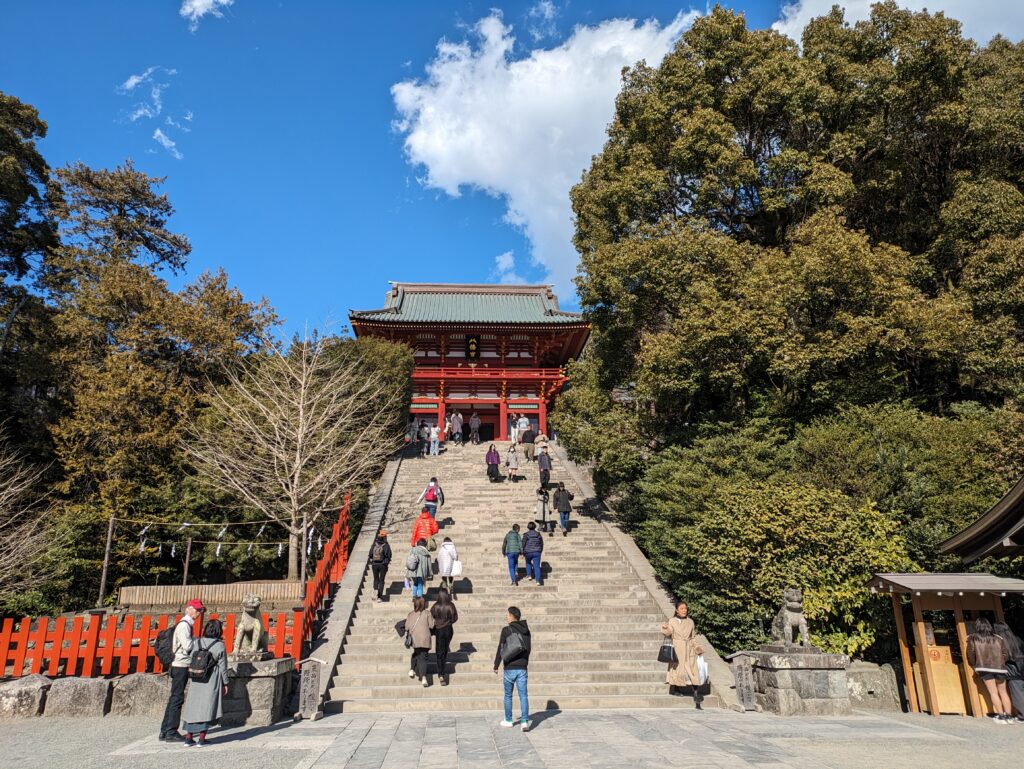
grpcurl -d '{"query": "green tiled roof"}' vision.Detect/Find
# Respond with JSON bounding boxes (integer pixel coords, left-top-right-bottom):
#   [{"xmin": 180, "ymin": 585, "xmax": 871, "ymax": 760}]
[{"xmin": 350, "ymin": 284, "xmax": 584, "ymax": 325}]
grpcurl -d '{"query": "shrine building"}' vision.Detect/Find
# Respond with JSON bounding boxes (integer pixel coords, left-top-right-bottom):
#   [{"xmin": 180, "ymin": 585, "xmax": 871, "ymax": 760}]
[{"xmin": 350, "ymin": 283, "xmax": 590, "ymax": 441}]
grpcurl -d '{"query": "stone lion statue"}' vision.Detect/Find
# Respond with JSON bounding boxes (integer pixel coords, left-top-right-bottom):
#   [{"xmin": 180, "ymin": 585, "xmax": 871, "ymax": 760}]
[
  {"xmin": 770, "ymin": 587, "xmax": 811, "ymax": 647},
  {"xmin": 233, "ymin": 593, "xmax": 267, "ymax": 653}
]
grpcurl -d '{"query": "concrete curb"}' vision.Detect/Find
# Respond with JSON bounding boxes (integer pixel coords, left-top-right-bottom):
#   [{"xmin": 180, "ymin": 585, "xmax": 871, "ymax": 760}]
[
  {"xmin": 314, "ymin": 453, "xmax": 404, "ymax": 706},
  {"xmin": 552, "ymin": 445, "xmax": 743, "ymax": 713}
]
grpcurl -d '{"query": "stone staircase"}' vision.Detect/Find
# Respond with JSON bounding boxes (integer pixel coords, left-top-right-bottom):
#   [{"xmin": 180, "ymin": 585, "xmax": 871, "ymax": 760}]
[{"xmin": 325, "ymin": 442, "xmax": 719, "ymax": 713}]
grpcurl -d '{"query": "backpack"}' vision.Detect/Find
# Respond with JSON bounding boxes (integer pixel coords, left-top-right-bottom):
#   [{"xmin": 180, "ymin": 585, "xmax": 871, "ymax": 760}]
[
  {"xmin": 188, "ymin": 639, "xmax": 216, "ymax": 682},
  {"xmin": 371, "ymin": 542, "xmax": 386, "ymax": 563},
  {"xmin": 155, "ymin": 620, "xmax": 189, "ymax": 668},
  {"xmin": 406, "ymin": 549, "xmax": 421, "ymax": 571},
  {"xmin": 424, "ymin": 485, "xmax": 437, "ymax": 503},
  {"xmin": 500, "ymin": 629, "xmax": 527, "ymax": 664}
]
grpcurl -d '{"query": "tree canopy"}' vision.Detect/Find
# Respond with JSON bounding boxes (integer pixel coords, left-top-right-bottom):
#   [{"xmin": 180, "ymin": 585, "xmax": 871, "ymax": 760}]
[{"xmin": 557, "ymin": 3, "xmax": 1024, "ymax": 654}]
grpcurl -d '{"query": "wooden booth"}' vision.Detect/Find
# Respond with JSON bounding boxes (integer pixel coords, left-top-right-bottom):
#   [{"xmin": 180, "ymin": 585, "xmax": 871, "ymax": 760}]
[
  {"xmin": 350, "ymin": 283, "xmax": 590, "ymax": 440},
  {"xmin": 870, "ymin": 573, "xmax": 1024, "ymax": 717}
]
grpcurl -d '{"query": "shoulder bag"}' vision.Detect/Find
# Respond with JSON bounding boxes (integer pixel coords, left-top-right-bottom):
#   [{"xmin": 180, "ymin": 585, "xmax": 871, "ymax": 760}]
[{"xmin": 404, "ymin": 612, "xmax": 424, "ymax": 649}]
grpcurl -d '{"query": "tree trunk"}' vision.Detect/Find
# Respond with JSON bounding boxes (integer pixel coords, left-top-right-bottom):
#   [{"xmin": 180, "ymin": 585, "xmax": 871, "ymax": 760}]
[{"xmin": 288, "ymin": 529, "xmax": 300, "ymax": 581}]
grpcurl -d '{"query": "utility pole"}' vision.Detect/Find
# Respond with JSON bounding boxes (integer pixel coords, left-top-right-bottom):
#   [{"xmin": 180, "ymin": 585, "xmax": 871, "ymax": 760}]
[
  {"xmin": 96, "ymin": 514, "xmax": 115, "ymax": 608},
  {"xmin": 182, "ymin": 537, "xmax": 193, "ymax": 587}
]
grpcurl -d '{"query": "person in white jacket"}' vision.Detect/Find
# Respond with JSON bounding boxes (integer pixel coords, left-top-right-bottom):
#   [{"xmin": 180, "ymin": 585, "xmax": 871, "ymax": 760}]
[{"xmin": 436, "ymin": 537, "xmax": 459, "ymax": 596}]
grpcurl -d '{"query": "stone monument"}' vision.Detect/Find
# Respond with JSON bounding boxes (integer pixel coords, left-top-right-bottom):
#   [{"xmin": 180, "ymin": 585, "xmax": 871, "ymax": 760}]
[
  {"xmin": 222, "ymin": 594, "xmax": 295, "ymax": 726},
  {"xmin": 737, "ymin": 588, "xmax": 852, "ymax": 716}
]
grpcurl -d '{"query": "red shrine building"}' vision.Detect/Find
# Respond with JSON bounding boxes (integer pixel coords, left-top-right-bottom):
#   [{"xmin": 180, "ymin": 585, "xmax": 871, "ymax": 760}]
[{"xmin": 350, "ymin": 283, "xmax": 590, "ymax": 442}]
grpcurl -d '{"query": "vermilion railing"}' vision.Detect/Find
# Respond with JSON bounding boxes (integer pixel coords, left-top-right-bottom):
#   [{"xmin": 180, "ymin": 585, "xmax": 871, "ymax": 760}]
[
  {"xmin": 300, "ymin": 493, "xmax": 351, "ymax": 650},
  {"xmin": 0, "ymin": 610, "xmax": 302, "ymax": 679},
  {"xmin": 0, "ymin": 496, "xmax": 352, "ymax": 679}
]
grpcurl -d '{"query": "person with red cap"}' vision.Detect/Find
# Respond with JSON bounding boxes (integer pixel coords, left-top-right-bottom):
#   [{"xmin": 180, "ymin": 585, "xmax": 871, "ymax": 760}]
[{"xmin": 159, "ymin": 598, "xmax": 205, "ymax": 741}]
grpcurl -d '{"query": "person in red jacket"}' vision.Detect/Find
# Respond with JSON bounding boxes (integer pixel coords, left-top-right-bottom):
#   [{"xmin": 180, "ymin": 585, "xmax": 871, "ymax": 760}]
[{"xmin": 410, "ymin": 507, "xmax": 439, "ymax": 548}]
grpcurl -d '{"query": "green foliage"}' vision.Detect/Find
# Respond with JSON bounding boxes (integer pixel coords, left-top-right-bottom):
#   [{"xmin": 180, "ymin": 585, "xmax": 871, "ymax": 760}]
[{"xmin": 559, "ymin": 3, "xmax": 1024, "ymax": 656}]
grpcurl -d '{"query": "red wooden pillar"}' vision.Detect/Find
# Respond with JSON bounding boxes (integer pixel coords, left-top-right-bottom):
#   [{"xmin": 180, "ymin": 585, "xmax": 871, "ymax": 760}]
[
  {"xmin": 499, "ymin": 397, "xmax": 508, "ymax": 441},
  {"xmin": 437, "ymin": 400, "xmax": 446, "ymax": 442},
  {"xmin": 539, "ymin": 400, "xmax": 547, "ymax": 437}
]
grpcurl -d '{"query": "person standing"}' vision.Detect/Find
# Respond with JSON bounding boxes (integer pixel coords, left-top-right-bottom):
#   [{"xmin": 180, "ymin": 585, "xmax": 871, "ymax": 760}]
[
  {"xmin": 517, "ymin": 414, "xmax": 530, "ymax": 439},
  {"xmin": 505, "ymin": 444, "xmax": 520, "ymax": 483},
  {"xmin": 553, "ymin": 482, "xmax": 574, "ymax": 536},
  {"xmin": 406, "ymin": 538, "xmax": 433, "ymax": 598},
  {"xmin": 159, "ymin": 598, "xmax": 204, "ymax": 741},
  {"xmin": 469, "ymin": 412, "xmax": 482, "ymax": 444},
  {"xmin": 537, "ymin": 446, "xmax": 552, "ymax": 487},
  {"xmin": 451, "ymin": 410, "xmax": 463, "ymax": 446},
  {"xmin": 536, "ymin": 486, "xmax": 552, "ymax": 535},
  {"xmin": 431, "ymin": 588, "xmax": 459, "ymax": 686},
  {"xmin": 181, "ymin": 619, "xmax": 229, "ymax": 747},
  {"xmin": 502, "ymin": 524, "xmax": 523, "ymax": 586},
  {"xmin": 509, "ymin": 412, "xmax": 519, "ymax": 445},
  {"xmin": 436, "ymin": 536, "xmax": 459, "ymax": 596},
  {"xmin": 405, "ymin": 596, "xmax": 435, "ymax": 687},
  {"xmin": 993, "ymin": 622, "xmax": 1024, "ymax": 720},
  {"xmin": 429, "ymin": 422, "xmax": 441, "ymax": 456},
  {"xmin": 522, "ymin": 522, "xmax": 544, "ymax": 586},
  {"xmin": 418, "ymin": 420, "xmax": 430, "ymax": 457},
  {"xmin": 968, "ymin": 617, "xmax": 1014, "ymax": 722},
  {"xmin": 486, "ymin": 444, "xmax": 502, "ymax": 482},
  {"xmin": 370, "ymin": 530, "xmax": 393, "ymax": 603},
  {"xmin": 417, "ymin": 477, "xmax": 445, "ymax": 519},
  {"xmin": 494, "ymin": 606, "xmax": 532, "ymax": 731},
  {"xmin": 659, "ymin": 601, "xmax": 704, "ymax": 708},
  {"xmin": 520, "ymin": 425, "xmax": 536, "ymax": 462}
]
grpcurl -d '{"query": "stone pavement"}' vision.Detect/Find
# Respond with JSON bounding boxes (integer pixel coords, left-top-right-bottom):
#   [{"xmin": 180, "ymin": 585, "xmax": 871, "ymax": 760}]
[{"xmin": 2, "ymin": 708, "xmax": 1022, "ymax": 769}]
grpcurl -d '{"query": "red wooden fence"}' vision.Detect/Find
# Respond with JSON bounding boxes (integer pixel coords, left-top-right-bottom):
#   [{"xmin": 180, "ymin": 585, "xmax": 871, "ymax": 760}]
[{"xmin": 0, "ymin": 496, "xmax": 352, "ymax": 679}]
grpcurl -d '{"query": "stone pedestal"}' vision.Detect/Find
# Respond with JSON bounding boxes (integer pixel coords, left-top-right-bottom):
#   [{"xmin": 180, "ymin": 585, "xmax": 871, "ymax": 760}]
[
  {"xmin": 223, "ymin": 656, "xmax": 295, "ymax": 727},
  {"xmin": 746, "ymin": 646, "xmax": 851, "ymax": 716}
]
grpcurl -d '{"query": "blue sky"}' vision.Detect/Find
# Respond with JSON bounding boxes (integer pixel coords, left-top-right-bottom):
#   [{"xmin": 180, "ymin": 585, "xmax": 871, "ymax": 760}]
[{"xmin": 2, "ymin": 1, "xmax": 1021, "ymax": 333}]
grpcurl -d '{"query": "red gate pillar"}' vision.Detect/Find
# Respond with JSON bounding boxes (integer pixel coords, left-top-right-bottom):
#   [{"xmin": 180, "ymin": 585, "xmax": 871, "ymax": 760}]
[
  {"xmin": 499, "ymin": 398, "xmax": 508, "ymax": 441},
  {"xmin": 539, "ymin": 401, "xmax": 548, "ymax": 437},
  {"xmin": 437, "ymin": 400, "xmax": 446, "ymax": 441}
]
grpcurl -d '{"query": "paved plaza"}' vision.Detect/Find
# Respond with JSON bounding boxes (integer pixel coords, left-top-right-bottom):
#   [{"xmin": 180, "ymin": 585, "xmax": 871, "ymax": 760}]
[{"xmin": 2, "ymin": 708, "xmax": 1022, "ymax": 769}]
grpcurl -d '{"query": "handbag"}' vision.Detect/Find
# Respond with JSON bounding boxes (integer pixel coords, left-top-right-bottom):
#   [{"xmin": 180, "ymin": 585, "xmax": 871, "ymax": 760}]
[
  {"xmin": 451, "ymin": 559, "xmax": 463, "ymax": 577},
  {"xmin": 657, "ymin": 638, "xmax": 678, "ymax": 664},
  {"xmin": 500, "ymin": 630, "xmax": 527, "ymax": 664},
  {"xmin": 404, "ymin": 611, "xmax": 423, "ymax": 649}
]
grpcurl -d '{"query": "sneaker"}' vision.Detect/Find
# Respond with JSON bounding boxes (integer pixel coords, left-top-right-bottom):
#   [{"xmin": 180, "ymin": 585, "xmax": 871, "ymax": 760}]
[
  {"xmin": 562, "ymin": 530, "xmax": 567, "ymax": 537},
  {"xmin": 521, "ymin": 721, "xmax": 529, "ymax": 732},
  {"xmin": 409, "ymin": 669, "xmax": 416, "ymax": 678},
  {"xmin": 159, "ymin": 733, "xmax": 183, "ymax": 743},
  {"xmin": 196, "ymin": 737, "xmax": 208, "ymax": 747},
  {"xmin": 183, "ymin": 737, "xmax": 196, "ymax": 747},
  {"xmin": 499, "ymin": 720, "xmax": 514, "ymax": 728},
  {"xmin": 422, "ymin": 678, "xmax": 429, "ymax": 687},
  {"xmin": 376, "ymin": 597, "xmax": 383, "ymax": 603}
]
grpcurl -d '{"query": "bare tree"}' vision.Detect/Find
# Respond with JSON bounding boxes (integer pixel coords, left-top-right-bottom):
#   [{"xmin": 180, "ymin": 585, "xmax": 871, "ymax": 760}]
[
  {"xmin": 185, "ymin": 332, "xmax": 407, "ymax": 580},
  {"xmin": 0, "ymin": 440, "xmax": 56, "ymax": 606}
]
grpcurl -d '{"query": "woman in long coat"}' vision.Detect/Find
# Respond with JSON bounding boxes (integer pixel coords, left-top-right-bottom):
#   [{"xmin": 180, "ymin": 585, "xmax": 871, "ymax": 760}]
[
  {"xmin": 659, "ymin": 601, "xmax": 704, "ymax": 708},
  {"xmin": 181, "ymin": 619, "xmax": 230, "ymax": 745},
  {"xmin": 505, "ymin": 445, "xmax": 520, "ymax": 483}
]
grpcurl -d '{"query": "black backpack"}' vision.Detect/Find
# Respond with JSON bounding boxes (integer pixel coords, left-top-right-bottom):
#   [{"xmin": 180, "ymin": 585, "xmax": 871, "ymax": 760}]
[
  {"xmin": 155, "ymin": 620, "xmax": 189, "ymax": 669},
  {"xmin": 188, "ymin": 638, "xmax": 216, "ymax": 682}
]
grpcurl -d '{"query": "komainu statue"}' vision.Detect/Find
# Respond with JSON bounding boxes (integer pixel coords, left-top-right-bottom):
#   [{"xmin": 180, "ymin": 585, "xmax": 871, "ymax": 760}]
[
  {"xmin": 233, "ymin": 593, "xmax": 268, "ymax": 654},
  {"xmin": 770, "ymin": 587, "xmax": 811, "ymax": 647}
]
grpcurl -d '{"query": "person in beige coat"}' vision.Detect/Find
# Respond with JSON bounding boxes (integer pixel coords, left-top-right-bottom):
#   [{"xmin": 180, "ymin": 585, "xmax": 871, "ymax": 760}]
[
  {"xmin": 405, "ymin": 596, "xmax": 436, "ymax": 687},
  {"xmin": 660, "ymin": 601, "xmax": 704, "ymax": 708}
]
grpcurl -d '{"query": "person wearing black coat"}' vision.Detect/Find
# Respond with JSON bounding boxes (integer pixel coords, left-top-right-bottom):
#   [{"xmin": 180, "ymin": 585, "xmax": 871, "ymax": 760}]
[
  {"xmin": 370, "ymin": 531, "xmax": 393, "ymax": 602},
  {"xmin": 522, "ymin": 522, "xmax": 544, "ymax": 586},
  {"xmin": 552, "ymin": 483, "xmax": 574, "ymax": 537},
  {"xmin": 493, "ymin": 606, "xmax": 532, "ymax": 731}
]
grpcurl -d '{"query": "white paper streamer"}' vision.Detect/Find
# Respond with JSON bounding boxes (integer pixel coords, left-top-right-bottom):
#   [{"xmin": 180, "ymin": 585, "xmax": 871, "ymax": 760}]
[
  {"xmin": 139, "ymin": 538, "xmax": 146, "ymax": 554},
  {"xmin": 158, "ymin": 543, "xmax": 163, "ymax": 557},
  {"xmin": 247, "ymin": 542, "xmax": 254, "ymax": 554},
  {"xmin": 277, "ymin": 543, "xmax": 283, "ymax": 558},
  {"xmin": 217, "ymin": 525, "xmax": 228, "ymax": 540},
  {"xmin": 216, "ymin": 542, "xmax": 222, "ymax": 557},
  {"xmin": 318, "ymin": 535, "xmax": 323, "ymax": 551},
  {"xmin": 256, "ymin": 523, "xmax": 266, "ymax": 538},
  {"xmin": 171, "ymin": 544, "xmax": 176, "ymax": 558}
]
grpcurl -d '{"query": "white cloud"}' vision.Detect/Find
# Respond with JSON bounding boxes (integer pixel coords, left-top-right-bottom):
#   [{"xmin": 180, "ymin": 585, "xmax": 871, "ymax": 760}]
[
  {"xmin": 119, "ymin": 66, "xmax": 158, "ymax": 92},
  {"xmin": 774, "ymin": 0, "xmax": 1024, "ymax": 46},
  {"xmin": 180, "ymin": 0, "xmax": 233, "ymax": 32},
  {"xmin": 392, "ymin": 10, "xmax": 696, "ymax": 298},
  {"xmin": 116, "ymin": 66, "xmax": 177, "ymax": 122},
  {"xmin": 528, "ymin": 1, "xmax": 558, "ymax": 42},
  {"xmin": 493, "ymin": 250, "xmax": 525, "ymax": 284},
  {"xmin": 153, "ymin": 129, "xmax": 183, "ymax": 160}
]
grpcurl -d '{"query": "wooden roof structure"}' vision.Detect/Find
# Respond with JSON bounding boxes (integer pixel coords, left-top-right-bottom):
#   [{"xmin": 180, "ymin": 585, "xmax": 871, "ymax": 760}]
[
  {"xmin": 869, "ymin": 573, "xmax": 1024, "ymax": 595},
  {"xmin": 937, "ymin": 477, "xmax": 1024, "ymax": 563}
]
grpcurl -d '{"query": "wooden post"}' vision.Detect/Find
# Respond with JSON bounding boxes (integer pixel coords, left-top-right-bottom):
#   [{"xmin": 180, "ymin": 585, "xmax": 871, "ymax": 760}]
[
  {"xmin": 539, "ymin": 400, "xmax": 548, "ymax": 437},
  {"xmin": 437, "ymin": 399, "xmax": 446, "ymax": 442},
  {"xmin": 499, "ymin": 396, "xmax": 508, "ymax": 441},
  {"xmin": 993, "ymin": 596, "xmax": 1006, "ymax": 623},
  {"xmin": 181, "ymin": 537, "xmax": 193, "ymax": 587},
  {"xmin": 953, "ymin": 596, "xmax": 983, "ymax": 717},
  {"xmin": 912, "ymin": 595, "xmax": 941, "ymax": 716},
  {"xmin": 891, "ymin": 594, "xmax": 919, "ymax": 713},
  {"xmin": 96, "ymin": 515, "xmax": 116, "ymax": 608}
]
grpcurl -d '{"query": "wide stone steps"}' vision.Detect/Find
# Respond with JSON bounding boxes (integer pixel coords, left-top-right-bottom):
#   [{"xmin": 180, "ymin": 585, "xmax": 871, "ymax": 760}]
[{"xmin": 327, "ymin": 442, "xmax": 708, "ymax": 714}]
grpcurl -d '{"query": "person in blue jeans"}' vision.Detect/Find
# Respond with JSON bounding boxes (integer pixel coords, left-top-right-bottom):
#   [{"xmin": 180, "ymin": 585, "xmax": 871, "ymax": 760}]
[
  {"xmin": 552, "ymin": 482, "xmax": 574, "ymax": 537},
  {"xmin": 494, "ymin": 606, "xmax": 532, "ymax": 731},
  {"xmin": 501, "ymin": 524, "xmax": 523, "ymax": 586},
  {"xmin": 521, "ymin": 522, "xmax": 544, "ymax": 586}
]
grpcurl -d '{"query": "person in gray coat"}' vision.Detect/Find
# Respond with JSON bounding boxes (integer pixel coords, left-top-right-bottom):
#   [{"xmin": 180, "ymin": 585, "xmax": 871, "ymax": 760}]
[{"xmin": 181, "ymin": 619, "xmax": 229, "ymax": 746}]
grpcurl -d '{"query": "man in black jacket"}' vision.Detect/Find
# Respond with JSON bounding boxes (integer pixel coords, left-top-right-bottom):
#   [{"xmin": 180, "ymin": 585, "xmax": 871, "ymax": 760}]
[
  {"xmin": 494, "ymin": 606, "xmax": 531, "ymax": 731},
  {"xmin": 370, "ymin": 530, "xmax": 392, "ymax": 602}
]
